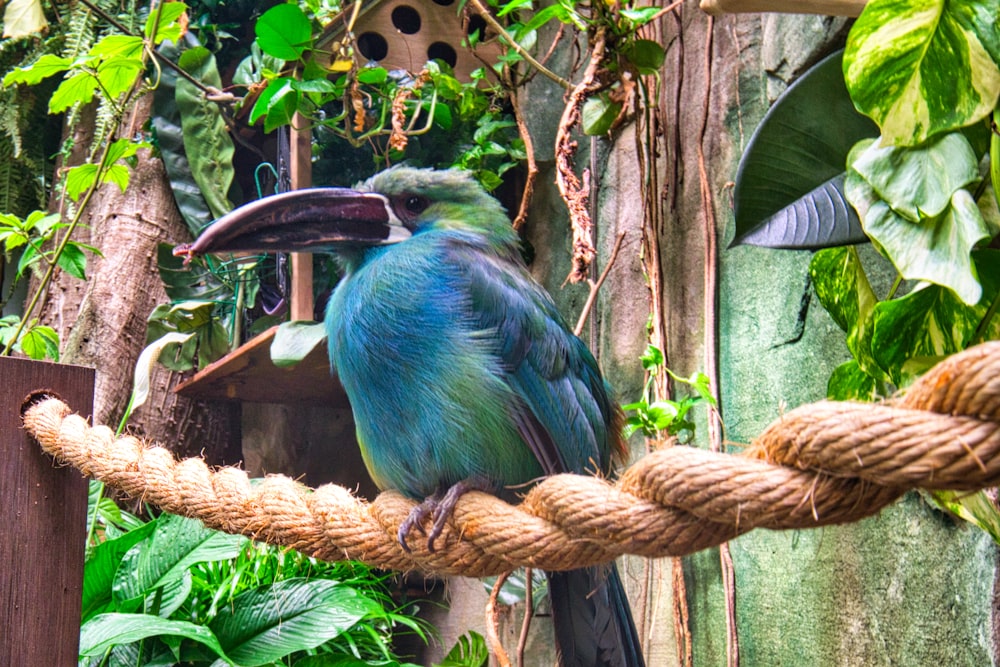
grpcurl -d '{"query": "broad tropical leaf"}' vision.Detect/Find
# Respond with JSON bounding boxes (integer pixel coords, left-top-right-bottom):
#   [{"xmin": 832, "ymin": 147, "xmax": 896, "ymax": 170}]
[
  {"xmin": 846, "ymin": 139, "xmax": 992, "ymax": 305},
  {"xmin": 732, "ymin": 50, "xmax": 878, "ymax": 248},
  {"xmin": 850, "ymin": 132, "xmax": 979, "ymax": 221},
  {"xmin": 844, "ymin": 0, "xmax": 1000, "ymax": 146},
  {"xmin": 271, "ymin": 320, "xmax": 327, "ymax": 367},
  {"xmin": 810, "ymin": 246, "xmax": 887, "ymax": 381},
  {"xmin": 209, "ymin": 578, "xmax": 378, "ymax": 666},
  {"xmin": 870, "ymin": 249, "xmax": 1000, "ymax": 385},
  {"xmin": 112, "ymin": 514, "xmax": 247, "ymax": 611},
  {"xmin": 736, "ymin": 175, "xmax": 863, "ymax": 248},
  {"xmin": 177, "ymin": 46, "xmax": 235, "ymax": 220},
  {"xmin": 826, "ymin": 359, "xmax": 883, "ymax": 401},
  {"xmin": 80, "ymin": 613, "xmax": 230, "ymax": 662}
]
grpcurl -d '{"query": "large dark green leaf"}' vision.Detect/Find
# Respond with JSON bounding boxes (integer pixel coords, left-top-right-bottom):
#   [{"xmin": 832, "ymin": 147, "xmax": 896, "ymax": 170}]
[
  {"xmin": 177, "ymin": 46, "xmax": 235, "ymax": 220},
  {"xmin": 732, "ymin": 50, "xmax": 879, "ymax": 248},
  {"xmin": 210, "ymin": 578, "xmax": 378, "ymax": 666},
  {"xmin": 152, "ymin": 42, "xmax": 215, "ymax": 236},
  {"xmin": 112, "ymin": 514, "xmax": 247, "ymax": 611},
  {"xmin": 82, "ymin": 521, "xmax": 158, "ymax": 621},
  {"xmin": 80, "ymin": 613, "xmax": 230, "ymax": 663}
]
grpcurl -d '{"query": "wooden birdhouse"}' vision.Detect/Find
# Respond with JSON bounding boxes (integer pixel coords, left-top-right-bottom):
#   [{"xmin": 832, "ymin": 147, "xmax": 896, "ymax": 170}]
[{"xmin": 316, "ymin": 0, "xmax": 501, "ymax": 80}]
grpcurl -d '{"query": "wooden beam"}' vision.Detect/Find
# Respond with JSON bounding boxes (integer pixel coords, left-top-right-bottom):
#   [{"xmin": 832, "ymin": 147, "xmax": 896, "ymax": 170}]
[
  {"xmin": 290, "ymin": 116, "xmax": 315, "ymax": 322},
  {"xmin": 1, "ymin": 357, "xmax": 94, "ymax": 666},
  {"xmin": 700, "ymin": 0, "xmax": 865, "ymax": 15}
]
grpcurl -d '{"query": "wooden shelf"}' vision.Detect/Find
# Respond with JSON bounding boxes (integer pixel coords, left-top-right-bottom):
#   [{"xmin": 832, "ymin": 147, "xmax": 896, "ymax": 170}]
[{"xmin": 174, "ymin": 326, "xmax": 349, "ymax": 407}]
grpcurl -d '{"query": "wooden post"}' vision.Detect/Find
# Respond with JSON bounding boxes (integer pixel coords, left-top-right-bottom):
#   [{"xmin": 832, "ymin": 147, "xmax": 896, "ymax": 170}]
[
  {"xmin": 1, "ymin": 357, "xmax": 94, "ymax": 666},
  {"xmin": 290, "ymin": 116, "xmax": 315, "ymax": 322}
]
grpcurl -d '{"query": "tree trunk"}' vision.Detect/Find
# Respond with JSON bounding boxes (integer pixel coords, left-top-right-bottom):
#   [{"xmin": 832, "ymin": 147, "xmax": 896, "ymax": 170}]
[{"xmin": 36, "ymin": 94, "xmax": 240, "ymax": 463}]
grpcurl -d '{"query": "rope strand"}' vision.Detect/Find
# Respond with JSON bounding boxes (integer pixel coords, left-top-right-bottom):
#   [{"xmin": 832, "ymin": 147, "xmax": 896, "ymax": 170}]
[{"xmin": 20, "ymin": 341, "xmax": 1000, "ymax": 575}]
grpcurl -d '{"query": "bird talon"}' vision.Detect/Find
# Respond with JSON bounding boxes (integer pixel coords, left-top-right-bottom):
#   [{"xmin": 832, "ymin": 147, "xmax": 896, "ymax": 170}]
[{"xmin": 398, "ymin": 493, "xmax": 439, "ymax": 552}]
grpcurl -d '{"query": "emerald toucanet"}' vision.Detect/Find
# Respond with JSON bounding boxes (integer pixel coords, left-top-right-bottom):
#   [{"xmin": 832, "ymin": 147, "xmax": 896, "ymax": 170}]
[{"xmin": 178, "ymin": 167, "xmax": 645, "ymax": 667}]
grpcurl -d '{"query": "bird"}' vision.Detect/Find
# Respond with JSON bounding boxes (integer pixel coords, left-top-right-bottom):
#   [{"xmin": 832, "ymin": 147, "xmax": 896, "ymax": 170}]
[{"xmin": 176, "ymin": 166, "xmax": 646, "ymax": 667}]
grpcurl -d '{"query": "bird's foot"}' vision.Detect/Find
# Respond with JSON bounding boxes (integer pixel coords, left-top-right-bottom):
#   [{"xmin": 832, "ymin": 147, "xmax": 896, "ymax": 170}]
[{"xmin": 398, "ymin": 480, "xmax": 479, "ymax": 553}]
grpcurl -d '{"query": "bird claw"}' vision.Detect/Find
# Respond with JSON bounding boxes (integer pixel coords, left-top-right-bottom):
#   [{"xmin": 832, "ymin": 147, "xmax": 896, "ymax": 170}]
[{"xmin": 398, "ymin": 480, "xmax": 477, "ymax": 553}]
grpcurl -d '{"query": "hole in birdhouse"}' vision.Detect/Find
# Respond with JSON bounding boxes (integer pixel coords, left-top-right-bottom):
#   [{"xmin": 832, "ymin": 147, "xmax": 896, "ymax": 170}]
[
  {"xmin": 391, "ymin": 5, "xmax": 422, "ymax": 34},
  {"xmin": 427, "ymin": 41, "xmax": 457, "ymax": 68},
  {"xmin": 467, "ymin": 15, "xmax": 487, "ymax": 39},
  {"xmin": 357, "ymin": 32, "xmax": 389, "ymax": 61},
  {"xmin": 431, "ymin": 0, "xmax": 454, "ymax": 5}
]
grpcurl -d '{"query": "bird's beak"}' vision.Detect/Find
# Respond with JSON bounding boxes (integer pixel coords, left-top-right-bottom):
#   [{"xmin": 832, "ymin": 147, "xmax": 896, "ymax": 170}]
[{"xmin": 173, "ymin": 188, "xmax": 410, "ymax": 261}]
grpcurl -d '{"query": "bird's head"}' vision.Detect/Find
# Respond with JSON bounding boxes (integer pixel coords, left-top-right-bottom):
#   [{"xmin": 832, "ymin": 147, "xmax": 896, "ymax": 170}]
[{"xmin": 173, "ymin": 167, "xmax": 513, "ymax": 262}]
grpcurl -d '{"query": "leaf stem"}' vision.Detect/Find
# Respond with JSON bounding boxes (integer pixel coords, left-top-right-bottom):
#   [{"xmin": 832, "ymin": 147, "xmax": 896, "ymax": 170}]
[
  {"xmin": 467, "ymin": 0, "xmax": 573, "ymax": 90},
  {"xmin": 74, "ymin": 0, "xmax": 221, "ymax": 101},
  {"xmin": 1, "ymin": 139, "xmax": 115, "ymax": 356},
  {"xmin": 886, "ymin": 273, "xmax": 903, "ymax": 300},
  {"xmin": 971, "ymin": 286, "xmax": 1000, "ymax": 345}
]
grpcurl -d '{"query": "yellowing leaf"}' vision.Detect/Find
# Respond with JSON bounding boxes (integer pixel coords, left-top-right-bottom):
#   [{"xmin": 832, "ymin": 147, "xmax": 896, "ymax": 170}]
[{"xmin": 2, "ymin": 0, "xmax": 48, "ymax": 39}]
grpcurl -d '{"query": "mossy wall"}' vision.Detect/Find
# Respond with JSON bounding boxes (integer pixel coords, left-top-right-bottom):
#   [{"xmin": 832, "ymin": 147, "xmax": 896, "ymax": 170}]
[{"xmin": 543, "ymin": 8, "xmax": 998, "ymax": 667}]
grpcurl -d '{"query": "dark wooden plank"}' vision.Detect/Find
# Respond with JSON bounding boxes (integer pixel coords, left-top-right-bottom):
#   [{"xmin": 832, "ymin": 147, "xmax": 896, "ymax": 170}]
[
  {"xmin": 174, "ymin": 326, "xmax": 349, "ymax": 406},
  {"xmin": 0, "ymin": 357, "xmax": 94, "ymax": 667}
]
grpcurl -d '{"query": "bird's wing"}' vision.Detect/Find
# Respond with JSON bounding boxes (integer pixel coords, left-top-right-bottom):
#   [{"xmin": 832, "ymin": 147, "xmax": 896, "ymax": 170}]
[{"xmin": 463, "ymin": 250, "xmax": 617, "ymax": 477}]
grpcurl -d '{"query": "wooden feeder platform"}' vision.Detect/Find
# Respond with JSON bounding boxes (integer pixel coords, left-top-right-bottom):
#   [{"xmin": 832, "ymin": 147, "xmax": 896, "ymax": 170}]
[{"xmin": 174, "ymin": 326, "xmax": 349, "ymax": 407}]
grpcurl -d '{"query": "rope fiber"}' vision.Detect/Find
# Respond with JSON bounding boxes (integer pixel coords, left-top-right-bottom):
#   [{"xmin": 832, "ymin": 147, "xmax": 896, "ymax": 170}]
[{"xmin": 20, "ymin": 342, "xmax": 1000, "ymax": 576}]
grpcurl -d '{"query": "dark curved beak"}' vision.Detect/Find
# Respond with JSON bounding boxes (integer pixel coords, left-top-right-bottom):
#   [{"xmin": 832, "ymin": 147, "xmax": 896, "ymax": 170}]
[{"xmin": 173, "ymin": 188, "xmax": 410, "ymax": 261}]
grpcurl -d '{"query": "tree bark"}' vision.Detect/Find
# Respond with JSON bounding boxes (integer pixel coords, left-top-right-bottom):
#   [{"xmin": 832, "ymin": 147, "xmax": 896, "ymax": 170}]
[{"xmin": 37, "ymin": 94, "xmax": 240, "ymax": 463}]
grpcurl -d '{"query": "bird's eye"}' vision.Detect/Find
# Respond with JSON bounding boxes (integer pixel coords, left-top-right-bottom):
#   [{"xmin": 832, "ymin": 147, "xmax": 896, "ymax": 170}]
[{"xmin": 404, "ymin": 196, "xmax": 428, "ymax": 214}]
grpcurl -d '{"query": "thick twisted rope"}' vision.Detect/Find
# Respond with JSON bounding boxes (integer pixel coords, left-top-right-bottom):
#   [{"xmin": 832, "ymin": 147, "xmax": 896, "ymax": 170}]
[{"xmin": 20, "ymin": 342, "xmax": 1000, "ymax": 576}]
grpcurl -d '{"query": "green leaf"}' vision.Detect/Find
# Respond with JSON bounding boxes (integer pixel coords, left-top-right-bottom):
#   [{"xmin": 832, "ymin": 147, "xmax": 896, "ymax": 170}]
[
  {"xmin": 850, "ymin": 132, "xmax": 979, "ymax": 221},
  {"xmin": 65, "ymin": 163, "xmax": 99, "ymax": 201},
  {"xmin": 437, "ymin": 631, "xmax": 488, "ymax": 667},
  {"xmin": 82, "ymin": 522, "xmax": 158, "ymax": 621},
  {"xmin": 19, "ymin": 324, "xmax": 59, "ymax": 360},
  {"xmin": 209, "ymin": 578, "xmax": 378, "ymax": 666},
  {"xmin": 810, "ymin": 246, "xmax": 886, "ymax": 380},
  {"xmin": 732, "ymin": 50, "xmax": 878, "ymax": 248},
  {"xmin": 271, "ymin": 320, "xmax": 327, "ymax": 367},
  {"xmin": 870, "ymin": 250, "xmax": 1000, "ymax": 385},
  {"xmin": 930, "ymin": 490, "xmax": 1000, "ymax": 545},
  {"xmin": 103, "ymin": 163, "xmax": 131, "ymax": 192},
  {"xmin": 80, "ymin": 613, "xmax": 231, "ymax": 662},
  {"xmin": 826, "ymin": 359, "xmax": 882, "ymax": 401},
  {"xmin": 145, "ymin": 1, "xmax": 189, "ymax": 44},
  {"xmin": 49, "ymin": 70, "xmax": 98, "ymax": 113},
  {"xmin": 249, "ymin": 77, "xmax": 299, "ymax": 132},
  {"xmin": 112, "ymin": 514, "xmax": 248, "ymax": 611},
  {"xmin": 89, "ymin": 34, "xmax": 145, "ymax": 60},
  {"xmin": 96, "ymin": 57, "xmax": 144, "ymax": 99},
  {"xmin": 176, "ymin": 46, "xmax": 235, "ymax": 219},
  {"xmin": 255, "ymin": 3, "xmax": 313, "ymax": 61},
  {"xmin": 847, "ymin": 154, "xmax": 992, "ymax": 304},
  {"xmin": 623, "ymin": 39, "xmax": 665, "ymax": 75},
  {"xmin": 56, "ymin": 242, "xmax": 88, "ymax": 279},
  {"xmin": 844, "ymin": 0, "xmax": 1000, "ymax": 145},
  {"xmin": 152, "ymin": 43, "xmax": 215, "ymax": 236},
  {"xmin": 357, "ymin": 66, "xmax": 389, "ymax": 85},
  {"xmin": 582, "ymin": 93, "xmax": 620, "ymax": 136},
  {"xmin": 2, "ymin": 54, "xmax": 70, "ymax": 86}
]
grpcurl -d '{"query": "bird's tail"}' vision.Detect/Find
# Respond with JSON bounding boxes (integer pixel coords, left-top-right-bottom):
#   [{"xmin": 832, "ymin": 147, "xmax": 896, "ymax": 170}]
[{"xmin": 548, "ymin": 563, "xmax": 645, "ymax": 667}]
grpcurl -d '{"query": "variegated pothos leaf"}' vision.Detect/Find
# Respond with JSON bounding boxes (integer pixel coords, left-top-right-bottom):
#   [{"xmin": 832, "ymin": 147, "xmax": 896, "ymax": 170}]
[{"xmin": 844, "ymin": 0, "xmax": 1000, "ymax": 146}]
